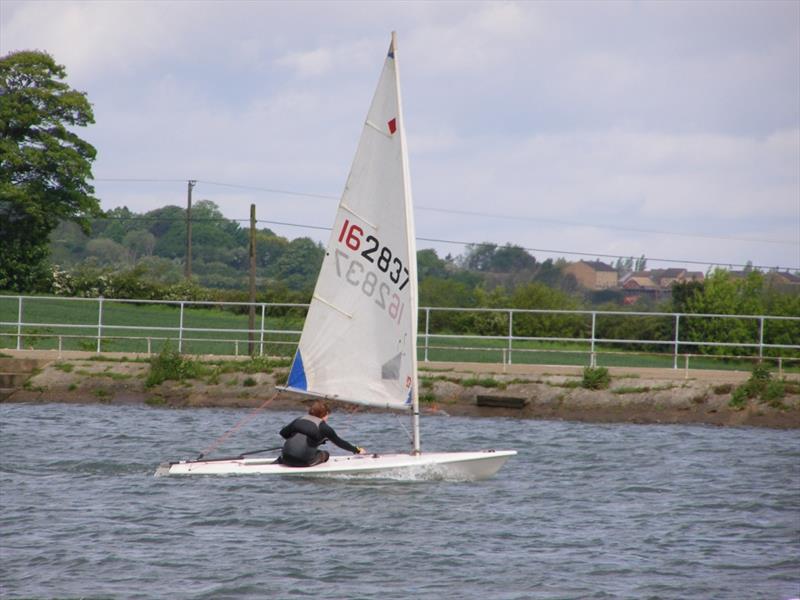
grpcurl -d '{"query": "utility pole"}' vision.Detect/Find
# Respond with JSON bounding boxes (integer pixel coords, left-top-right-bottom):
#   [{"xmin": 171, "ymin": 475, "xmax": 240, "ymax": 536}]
[
  {"xmin": 185, "ymin": 179, "xmax": 196, "ymax": 279},
  {"xmin": 248, "ymin": 203, "xmax": 257, "ymax": 355}
]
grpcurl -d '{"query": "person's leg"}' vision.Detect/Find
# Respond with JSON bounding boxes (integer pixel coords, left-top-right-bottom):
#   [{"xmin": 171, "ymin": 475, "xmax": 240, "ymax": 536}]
[{"xmin": 308, "ymin": 450, "xmax": 330, "ymax": 466}]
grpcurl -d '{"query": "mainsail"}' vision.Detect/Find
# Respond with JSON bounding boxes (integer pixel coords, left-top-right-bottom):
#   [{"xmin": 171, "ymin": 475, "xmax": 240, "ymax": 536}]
[{"xmin": 286, "ymin": 33, "xmax": 418, "ymax": 412}]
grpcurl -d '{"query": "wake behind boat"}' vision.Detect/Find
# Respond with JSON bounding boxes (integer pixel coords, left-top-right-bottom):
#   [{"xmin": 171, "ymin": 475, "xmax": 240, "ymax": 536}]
[{"xmin": 156, "ymin": 32, "xmax": 516, "ymax": 480}]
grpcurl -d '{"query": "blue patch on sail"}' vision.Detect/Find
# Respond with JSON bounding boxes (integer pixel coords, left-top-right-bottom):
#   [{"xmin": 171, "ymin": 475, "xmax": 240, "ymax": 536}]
[
  {"xmin": 388, "ymin": 49, "xmax": 394, "ymax": 59},
  {"xmin": 405, "ymin": 388, "xmax": 413, "ymax": 405},
  {"xmin": 288, "ymin": 350, "xmax": 308, "ymax": 391}
]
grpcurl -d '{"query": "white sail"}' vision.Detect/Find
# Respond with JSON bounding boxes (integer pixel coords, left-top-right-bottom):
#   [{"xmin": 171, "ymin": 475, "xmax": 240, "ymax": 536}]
[{"xmin": 286, "ymin": 33, "xmax": 418, "ymax": 411}]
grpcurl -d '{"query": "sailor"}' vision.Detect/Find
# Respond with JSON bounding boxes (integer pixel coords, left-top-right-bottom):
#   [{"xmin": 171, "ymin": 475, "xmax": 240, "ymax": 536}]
[{"xmin": 278, "ymin": 400, "xmax": 366, "ymax": 467}]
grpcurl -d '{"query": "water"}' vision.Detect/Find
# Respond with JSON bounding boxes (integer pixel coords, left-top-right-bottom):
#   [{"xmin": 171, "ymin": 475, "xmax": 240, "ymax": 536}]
[{"xmin": 1, "ymin": 403, "xmax": 798, "ymax": 600}]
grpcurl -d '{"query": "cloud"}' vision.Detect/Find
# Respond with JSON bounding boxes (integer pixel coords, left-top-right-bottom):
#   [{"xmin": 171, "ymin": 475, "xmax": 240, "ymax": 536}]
[
  {"xmin": 1, "ymin": 1, "xmax": 183, "ymax": 85},
  {"xmin": 2, "ymin": 0, "xmax": 798, "ymax": 271}
]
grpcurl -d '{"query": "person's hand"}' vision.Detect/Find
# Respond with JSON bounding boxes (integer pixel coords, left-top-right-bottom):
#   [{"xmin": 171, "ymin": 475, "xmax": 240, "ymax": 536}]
[{"xmin": 355, "ymin": 446, "xmax": 367, "ymax": 454}]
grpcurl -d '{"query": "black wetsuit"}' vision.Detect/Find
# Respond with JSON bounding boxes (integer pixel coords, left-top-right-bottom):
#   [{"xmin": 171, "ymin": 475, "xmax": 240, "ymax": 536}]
[{"xmin": 279, "ymin": 415, "xmax": 359, "ymax": 467}]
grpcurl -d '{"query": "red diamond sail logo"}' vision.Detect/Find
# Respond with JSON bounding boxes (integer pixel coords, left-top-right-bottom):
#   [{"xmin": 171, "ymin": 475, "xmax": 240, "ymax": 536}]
[{"xmin": 387, "ymin": 118, "xmax": 397, "ymax": 134}]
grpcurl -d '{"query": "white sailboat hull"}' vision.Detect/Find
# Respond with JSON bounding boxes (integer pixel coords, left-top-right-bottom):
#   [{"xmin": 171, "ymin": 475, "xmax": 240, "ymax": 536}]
[{"xmin": 156, "ymin": 450, "xmax": 516, "ymax": 481}]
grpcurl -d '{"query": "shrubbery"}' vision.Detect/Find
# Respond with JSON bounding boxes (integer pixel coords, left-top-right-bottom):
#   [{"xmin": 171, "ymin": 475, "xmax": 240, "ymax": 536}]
[
  {"xmin": 146, "ymin": 344, "xmax": 206, "ymax": 387},
  {"xmin": 582, "ymin": 366, "xmax": 611, "ymax": 390},
  {"xmin": 729, "ymin": 363, "xmax": 790, "ymax": 409}
]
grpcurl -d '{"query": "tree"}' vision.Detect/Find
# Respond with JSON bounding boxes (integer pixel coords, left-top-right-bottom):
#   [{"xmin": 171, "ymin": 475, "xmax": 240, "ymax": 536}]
[
  {"xmin": 86, "ymin": 238, "xmax": 129, "ymax": 266},
  {"xmin": 461, "ymin": 243, "xmax": 498, "ymax": 271},
  {"xmin": 0, "ymin": 51, "xmax": 100, "ymax": 291},
  {"xmin": 492, "ymin": 244, "xmax": 536, "ymax": 272},
  {"xmin": 417, "ymin": 248, "xmax": 449, "ymax": 279},
  {"xmin": 122, "ymin": 229, "xmax": 156, "ymax": 263},
  {"xmin": 682, "ymin": 269, "xmax": 765, "ymax": 355},
  {"xmin": 274, "ymin": 237, "xmax": 324, "ymax": 290}
]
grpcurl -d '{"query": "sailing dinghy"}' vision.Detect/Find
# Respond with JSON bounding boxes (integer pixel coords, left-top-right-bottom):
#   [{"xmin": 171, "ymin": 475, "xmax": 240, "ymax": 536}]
[{"xmin": 156, "ymin": 32, "xmax": 516, "ymax": 481}]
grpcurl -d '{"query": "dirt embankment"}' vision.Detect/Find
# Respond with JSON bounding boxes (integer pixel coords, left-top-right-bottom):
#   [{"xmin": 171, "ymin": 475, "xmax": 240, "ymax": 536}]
[{"xmin": 3, "ymin": 351, "xmax": 799, "ymax": 429}]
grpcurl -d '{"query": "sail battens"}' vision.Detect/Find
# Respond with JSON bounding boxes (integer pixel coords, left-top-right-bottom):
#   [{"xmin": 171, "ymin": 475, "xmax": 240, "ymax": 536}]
[
  {"xmin": 311, "ymin": 294, "xmax": 353, "ymax": 319},
  {"xmin": 276, "ymin": 386, "xmax": 338, "ymax": 401},
  {"xmin": 365, "ymin": 119, "xmax": 392, "ymax": 138},
  {"xmin": 339, "ymin": 204, "xmax": 377, "ymax": 229}
]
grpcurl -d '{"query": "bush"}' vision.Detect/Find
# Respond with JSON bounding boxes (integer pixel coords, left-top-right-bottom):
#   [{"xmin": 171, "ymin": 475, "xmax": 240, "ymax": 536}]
[
  {"xmin": 420, "ymin": 391, "xmax": 436, "ymax": 404},
  {"xmin": 146, "ymin": 344, "xmax": 206, "ymax": 387},
  {"xmin": 750, "ymin": 362, "xmax": 772, "ymax": 383},
  {"xmin": 729, "ymin": 385, "xmax": 749, "ymax": 409},
  {"xmin": 461, "ymin": 376, "xmax": 505, "ymax": 389},
  {"xmin": 762, "ymin": 380, "xmax": 786, "ymax": 408},
  {"xmin": 582, "ymin": 366, "xmax": 610, "ymax": 390},
  {"xmin": 727, "ymin": 362, "xmax": 789, "ymax": 409}
]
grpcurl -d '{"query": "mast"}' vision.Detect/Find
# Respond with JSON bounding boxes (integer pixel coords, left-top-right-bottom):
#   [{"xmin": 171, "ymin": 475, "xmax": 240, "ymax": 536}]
[{"xmin": 392, "ymin": 31, "xmax": 421, "ymax": 454}]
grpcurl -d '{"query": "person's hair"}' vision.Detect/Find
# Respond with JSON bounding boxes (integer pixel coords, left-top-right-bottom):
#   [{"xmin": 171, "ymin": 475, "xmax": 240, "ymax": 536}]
[{"xmin": 308, "ymin": 400, "xmax": 330, "ymax": 418}]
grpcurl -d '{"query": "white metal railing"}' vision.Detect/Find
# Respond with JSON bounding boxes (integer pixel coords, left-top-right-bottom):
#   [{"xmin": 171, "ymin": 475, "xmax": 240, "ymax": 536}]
[{"xmin": 1, "ymin": 294, "xmax": 798, "ymax": 371}]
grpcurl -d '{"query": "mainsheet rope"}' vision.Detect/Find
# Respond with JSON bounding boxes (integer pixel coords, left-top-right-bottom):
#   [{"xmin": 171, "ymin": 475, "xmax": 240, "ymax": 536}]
[{"xmin": 195, "ymin": 391, "xmax": 280, "ymax": 460}]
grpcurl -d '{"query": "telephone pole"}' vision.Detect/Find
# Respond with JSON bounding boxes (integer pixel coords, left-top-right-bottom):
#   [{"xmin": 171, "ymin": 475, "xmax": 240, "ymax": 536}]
[
  {"xmin": 185, "ymin": 179, "xmax": 196, "ymax": 280},
  {"xmin": 248, "ymin": 203, "xmax": 257, "ymax": 355}
]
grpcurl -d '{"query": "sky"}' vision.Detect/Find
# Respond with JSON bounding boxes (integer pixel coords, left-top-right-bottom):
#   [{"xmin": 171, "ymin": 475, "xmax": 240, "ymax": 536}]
[{"xmin": 2, "ymin": 0, "xmax": 799, "ymax": 272}]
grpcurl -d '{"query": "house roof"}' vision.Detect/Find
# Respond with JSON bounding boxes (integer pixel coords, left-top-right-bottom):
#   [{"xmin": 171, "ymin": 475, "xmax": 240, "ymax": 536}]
[
  {"xmin": 649, "ymin": 268, "xmax": 687, "ymax": 279},
  {"xmin": 623, "ymin": 276, "xmax": 658, "ymax": 289},
  {"xmin": 578, "ymin": 260, "xmax": 616, "ymax": 273},
  {"xmin": 769, "ymin": 271, "xmax": 800, "ymax": 284}
]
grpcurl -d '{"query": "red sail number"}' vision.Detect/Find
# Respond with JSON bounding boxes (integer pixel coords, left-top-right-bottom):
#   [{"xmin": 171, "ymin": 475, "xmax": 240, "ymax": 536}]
[{"xmin": 338, "ymin": 219, "xmax": 363, "ymax": 251}]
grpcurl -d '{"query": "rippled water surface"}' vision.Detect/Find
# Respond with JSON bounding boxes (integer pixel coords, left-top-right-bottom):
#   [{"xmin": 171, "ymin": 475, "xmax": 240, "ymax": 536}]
[{"xmin": 1, "ymin": 403, "xmax": 798, "ymax": 599}]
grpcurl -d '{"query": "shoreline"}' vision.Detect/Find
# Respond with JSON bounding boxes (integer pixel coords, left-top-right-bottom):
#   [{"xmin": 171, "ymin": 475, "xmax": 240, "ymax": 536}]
[{"xmin": 2, "ymin": 352, "xmax": 798, "ymax": 429}]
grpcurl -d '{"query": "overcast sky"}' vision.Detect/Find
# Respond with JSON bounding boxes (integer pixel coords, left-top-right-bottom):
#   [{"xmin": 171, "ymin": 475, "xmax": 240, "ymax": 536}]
[{"xmin": 2, "ymin": 0, "xmax": 798, "ymax": 272}]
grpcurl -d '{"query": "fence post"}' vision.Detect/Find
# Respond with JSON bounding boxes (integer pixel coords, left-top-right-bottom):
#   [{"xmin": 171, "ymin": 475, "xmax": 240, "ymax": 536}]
[
  {"xmin": 147, "ymin": 337, "xmax": 152, "ymax": 356},
  {"xmin": 424, "ymin": 308, "xmax": 430, "ymax": 362},
  {"xmin": 508, "ymin": 310, "xmax": 514, "ymax": 365},
  {"xmin": 259, "ymin": 304, "xmax": 266, "ymax": 357},
  {"xmin": 16, "ymin": 296, "xmax": 23, "ymax": 351},
  {"xmin": 590, "ymin": 311, "xmax": 597, "ymax": 367},
  {"xmin": 758, "ymin": 316, "xmax": 765, "ymax": 359},
  {"xmin": 673, "ymin": 314, "xmax": 681, "ymax": 369},
  {"xmin": 96, "ymin": 296, "xmax": 104, "ymax": 353},
  {"xmin": 178, "ymin": 301, "xmax": 185, "ymax": 353}
]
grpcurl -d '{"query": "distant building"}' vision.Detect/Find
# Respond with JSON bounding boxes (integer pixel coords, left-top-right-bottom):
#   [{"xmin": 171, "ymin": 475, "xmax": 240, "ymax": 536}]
[
  {"xmin": 621, "ymin": 275, "xmax": 664, "ymax": 304},
  {"xmin": 621, "ymin": 269, "xmax": 704, "ymax": 290},
  {"xmin": 766, "ymin": 271, "xmax": 800, "ymax": 287},
  {"xmin": 622, "ymin": 275, "xmax": 659, "ymax": 290},
  {"xmin": 564, "ymin": 260, "xmax": 618, "ymax": 290}
]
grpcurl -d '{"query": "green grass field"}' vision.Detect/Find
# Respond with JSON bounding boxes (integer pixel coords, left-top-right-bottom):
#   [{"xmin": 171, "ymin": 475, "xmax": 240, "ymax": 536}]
[
  {"xmin": 0, "ymin": 296, "xmax": 304, "ymax": 357},
  {"xmin": 1, "ymin": 295, "xmax": 797, "ymax": 372}
]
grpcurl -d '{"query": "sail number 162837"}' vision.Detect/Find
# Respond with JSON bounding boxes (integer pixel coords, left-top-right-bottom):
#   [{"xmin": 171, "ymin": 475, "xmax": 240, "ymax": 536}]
[{"xmin": 338, "ymin": 219, "xmax": 410, "ymax": 291}]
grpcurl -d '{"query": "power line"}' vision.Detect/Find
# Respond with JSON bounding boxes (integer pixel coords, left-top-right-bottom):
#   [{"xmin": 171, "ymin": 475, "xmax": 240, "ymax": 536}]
[
  {"xmin": 83, "ymin": 215, "xmax": 799, "ymax": 271},
  {"xmin": 416, "ymin": 206, "xmax": 796, "ymax": 246},
  {"xmin": 197, "ymin": 180, "xmax": 339, "ymax": 201},
  {"xmin": 94, "ymin": 178, "xmax": 340, "ymax": 201},
  {"xmin": 416, "ymin": 236, "xmax": 798, "ymax": 272},
  {"xmin": 94, "ymin": 178, "xmax": 188, "ymax": 184},
  {"xmin": 93, "ymin": 177, "xmax": 797, "ymax": 247}
]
